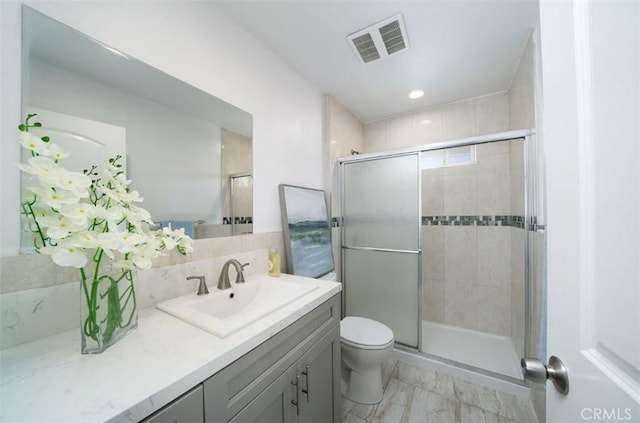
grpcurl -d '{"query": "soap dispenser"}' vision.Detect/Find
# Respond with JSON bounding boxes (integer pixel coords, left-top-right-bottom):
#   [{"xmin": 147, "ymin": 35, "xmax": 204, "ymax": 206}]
[{"xmin": 268, "ymin": 247, "xmax": 281, "ymax": 277}]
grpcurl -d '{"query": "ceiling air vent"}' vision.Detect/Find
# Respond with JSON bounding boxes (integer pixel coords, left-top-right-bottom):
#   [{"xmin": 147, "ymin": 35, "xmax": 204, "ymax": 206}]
[{"xmin": 348, "ymin": 14, "xmax": 409, "ymax": 64}]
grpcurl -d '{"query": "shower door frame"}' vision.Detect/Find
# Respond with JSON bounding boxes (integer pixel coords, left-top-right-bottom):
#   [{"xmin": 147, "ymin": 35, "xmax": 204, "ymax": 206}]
[
  {"xmin": 229, "ymin": 172, "xmax": 252, "ymax": 236},
  {"xmin": 339, "ymin": 129, "xmax": 535, "ymax": 384},
  {"xmin": 339, "ymin": 151, "xmax": 423, "ymax": 349}
]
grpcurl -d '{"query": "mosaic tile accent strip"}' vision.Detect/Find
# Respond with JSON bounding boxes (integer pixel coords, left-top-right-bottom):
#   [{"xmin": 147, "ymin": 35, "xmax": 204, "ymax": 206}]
[
  {"xmin": 330, "ymin": 216, "xmax": 544, "ymax": 231},
  {"xmin": 222, "ymin": 216, "xmax": 253, "ymax": 225},
  {"xmin": 422, "ymin": 215, "xmax": 543, "ymax": 231}
]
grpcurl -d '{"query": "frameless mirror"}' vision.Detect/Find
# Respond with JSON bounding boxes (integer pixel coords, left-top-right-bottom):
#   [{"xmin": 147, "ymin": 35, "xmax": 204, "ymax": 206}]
[{"xmin": 20, "ymin": 6, "xmax": 253, "ymax": 249}]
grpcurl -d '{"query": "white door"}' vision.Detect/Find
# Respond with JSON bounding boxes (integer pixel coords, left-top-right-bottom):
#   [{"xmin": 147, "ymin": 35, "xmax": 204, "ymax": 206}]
[{"xmin": 540, "ymin": 0, "xmax": 640, "ymax": 422}]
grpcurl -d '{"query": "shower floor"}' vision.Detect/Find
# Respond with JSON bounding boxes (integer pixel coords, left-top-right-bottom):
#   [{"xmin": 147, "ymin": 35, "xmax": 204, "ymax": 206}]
[{"xmin": 421, "ymin": 320, "xmax": 523, "ymax": 380}]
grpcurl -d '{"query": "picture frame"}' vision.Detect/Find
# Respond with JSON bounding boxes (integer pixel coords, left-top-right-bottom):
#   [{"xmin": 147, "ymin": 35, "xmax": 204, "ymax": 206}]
[{"xmin": 279, "ymin": 184, "xmax": 335, "ymax": 278}]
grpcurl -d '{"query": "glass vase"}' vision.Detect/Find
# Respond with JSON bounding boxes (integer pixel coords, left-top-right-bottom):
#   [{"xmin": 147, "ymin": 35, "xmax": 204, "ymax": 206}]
[{"xmin": 80, "ymin": 268, "xmax": 138, "ymax": 354}]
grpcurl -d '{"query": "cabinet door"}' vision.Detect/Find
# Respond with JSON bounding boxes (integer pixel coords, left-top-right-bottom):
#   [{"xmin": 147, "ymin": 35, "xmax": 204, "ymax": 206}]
[
  {"xmin": 142, "ymin": 385, "xmax": 204, "ymax": 423},
  {"xmin": 229, "ymin": 368, "xmax": 297, "ymax": 423},
  {"xmin": 298, "ymin": 325, "xmax": 341, "ymax": 423}
]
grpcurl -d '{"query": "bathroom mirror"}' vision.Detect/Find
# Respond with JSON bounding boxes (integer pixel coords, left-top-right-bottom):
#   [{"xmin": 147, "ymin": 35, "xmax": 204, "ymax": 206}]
[{"xmin": 20, "ymin": 6, "xmax": 253, "ymax": 248}]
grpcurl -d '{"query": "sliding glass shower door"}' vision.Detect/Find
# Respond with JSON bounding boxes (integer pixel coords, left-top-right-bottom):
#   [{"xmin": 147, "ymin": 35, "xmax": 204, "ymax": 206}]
[{"xmin": 341, "ymin": 153, "xmax": 421, "ymax": 348}]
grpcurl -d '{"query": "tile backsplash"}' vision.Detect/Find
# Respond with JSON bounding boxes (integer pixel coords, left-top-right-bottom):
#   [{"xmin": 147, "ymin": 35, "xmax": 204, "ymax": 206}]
[{"xmin": 0, "ymin": 232, "xmax": 285, "ymax": 350}]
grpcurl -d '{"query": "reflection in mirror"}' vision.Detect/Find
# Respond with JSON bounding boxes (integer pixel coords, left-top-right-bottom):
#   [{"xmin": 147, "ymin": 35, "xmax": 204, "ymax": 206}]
[{"xmin": 21, "ymin": 6, "xmax": 253, "ymax": 250}]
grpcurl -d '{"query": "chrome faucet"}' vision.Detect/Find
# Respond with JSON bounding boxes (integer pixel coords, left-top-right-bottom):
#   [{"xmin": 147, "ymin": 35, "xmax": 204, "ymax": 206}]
[
  {"xmin": 186, "ymin": 275, "xmax": 209, "ymax": 296},
  {"xmin": 217, "ymin": 259, "xmax": 250, "ymax": 290}
]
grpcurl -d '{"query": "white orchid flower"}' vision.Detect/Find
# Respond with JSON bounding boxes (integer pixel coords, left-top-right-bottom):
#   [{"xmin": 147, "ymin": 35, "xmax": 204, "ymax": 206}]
[
  {"xmin": 37, "ymin": 214, "xmax": 86, "ymax": 240},
  {"xmin": 122, "ymin": 204, "xmax": 152, "ymax": 225},
  {"xmin": 39, "ymin": 241, "xmax": 88, "ymax": 268},
  {"xmin": 28, "ymin": 186, "xmax": 80, "ymax": 209},
  {"xmin": 19, "ymin": 132, "xmax": 50, "ymax": 156},
  {"xmin": 59, "ymin": 203, "xmax": 100, "ymax": 227},
  {"xmin": 17, "ymin": 120, "xmax": 194, "ymax": 276},
  {"xmin": 111, "ymin": 259, "xmax": 136, "ymax": 270},
  {"xmin": 16, "ymin": 156, "xmax": 64, "ymax": 182},
  {"xmin": 48, "ymin": 144, "xmax": 70, "ymax": 162},
  {"xmin": 51, "ymin": 169, "xmax": 92, "ymax": 198},
  {"xmin": 129, "ymin": 242, "xmax": 161, "ymax": 270},
  {"xmin": 99, "ymin": 183, "xmax": 143, "ymax": 204},
  {"xmin": 94, "ymin": 204, "xmax": 124, "ymax": 223}
]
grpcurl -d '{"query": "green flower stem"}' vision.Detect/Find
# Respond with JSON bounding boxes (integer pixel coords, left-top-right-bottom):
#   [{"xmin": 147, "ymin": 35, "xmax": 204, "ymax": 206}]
[
  {"xmin": 21, "ymin": 202, "xmax": 47, "ymax": 247},
  {"xmin": 81, "ymin": 249, "xmax": 137, "ymax": 348}
]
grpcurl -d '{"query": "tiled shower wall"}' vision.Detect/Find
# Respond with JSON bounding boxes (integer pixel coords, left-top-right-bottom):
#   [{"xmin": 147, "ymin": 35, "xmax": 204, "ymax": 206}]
[
  {"xmin": 422, "ymin": 140, "xmax": 522, "ymax": 338},
  {"xmin": 362, "ymin": 92, "xmax": 520, "ymax": 339}
]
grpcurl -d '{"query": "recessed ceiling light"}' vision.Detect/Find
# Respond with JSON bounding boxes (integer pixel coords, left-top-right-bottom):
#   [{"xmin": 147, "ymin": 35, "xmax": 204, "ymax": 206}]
[{"xmin": 408, "ymin": 90, "xmax": 424, "ymax": 99}]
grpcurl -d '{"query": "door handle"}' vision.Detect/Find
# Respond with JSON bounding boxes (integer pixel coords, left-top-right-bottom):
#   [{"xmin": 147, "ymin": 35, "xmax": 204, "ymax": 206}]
[{"xmin": 521, "ymin": 355, "xmax": 569, "ymax": 395}]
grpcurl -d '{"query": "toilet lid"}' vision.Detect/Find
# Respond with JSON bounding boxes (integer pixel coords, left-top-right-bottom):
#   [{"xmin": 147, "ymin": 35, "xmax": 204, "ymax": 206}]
[{"xmin": 341, "ymin": 316, "xmax": 394, "ymax": 349}]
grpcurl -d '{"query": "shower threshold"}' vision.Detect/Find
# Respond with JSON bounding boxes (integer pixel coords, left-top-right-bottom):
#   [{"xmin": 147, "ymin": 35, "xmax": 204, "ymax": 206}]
[{"xmin": 421, "ymin": 320, "xmax": 523, "ymax": 380}]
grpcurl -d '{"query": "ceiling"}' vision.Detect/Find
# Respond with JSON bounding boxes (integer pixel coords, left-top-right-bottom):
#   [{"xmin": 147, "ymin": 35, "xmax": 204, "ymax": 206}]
[{"xmin": 217, "ymin": 0, "xmax": 539, "ymax": 123}]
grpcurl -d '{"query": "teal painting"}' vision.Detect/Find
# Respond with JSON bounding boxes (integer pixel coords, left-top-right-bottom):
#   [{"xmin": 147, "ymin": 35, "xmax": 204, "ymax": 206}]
[{"xmin": 280, "ymin": 185, "xmax": 334, "ymax": 278}]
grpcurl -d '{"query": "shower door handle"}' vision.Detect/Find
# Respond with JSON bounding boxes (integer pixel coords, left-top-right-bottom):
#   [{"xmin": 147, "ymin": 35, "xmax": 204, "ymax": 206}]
[{"xmin": 521, "ymin": 356, "xmax": 569, "ymax": 395}]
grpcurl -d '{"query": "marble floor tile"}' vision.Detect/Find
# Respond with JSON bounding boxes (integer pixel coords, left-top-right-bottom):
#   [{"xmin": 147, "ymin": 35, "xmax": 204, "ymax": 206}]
[
  {"xmin": 343, "ymin": 412, "xmax": 369, "ymax": 423},
  {"xmin": 382, "ymin": 357, "xmax": 399, "ymax": 389},
  {"xmin": 343, "ymin": 398, "xmax": 378, "ymax": 422},
  {"xmin": 371, "ymin": 379, "xmax": 414, "ymax": 423},
  {"xmin": 454, "ymin": 378, "xmax": 482, "ymax": 408},
  {"xmin": 343, "ymin": 358, "xmax": 538, "ymax": 423},
  {"xmin": 393, "ymin": 361, "xmax": 456, "ymax": 396},
  {"xmin": 407, "ymin": 386, "xmax": 457, "ymax": 423},
  {"xmin": 378, "ymin": 378, "xmax": 414, "ymax": 409},
  {"xmin": 371, "ymin": 403, "xmax": 408, "ymax": 423},
  {"xmin": 460, "ymin": 403, "xmax": 486, "ymax": 423},
  {"xmin": 496, "ymin": 391, "xmax": 538, "ymax": 422},
  {"xmin": 477, "ymin": 386, "xmax": 502, "ymax": 415}
]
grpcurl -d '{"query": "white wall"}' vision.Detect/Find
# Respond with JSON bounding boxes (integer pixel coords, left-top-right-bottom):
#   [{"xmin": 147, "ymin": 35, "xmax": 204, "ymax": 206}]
[{"xmin": 0, "ymin": 0, "xmax": 324, "ymax": 256}]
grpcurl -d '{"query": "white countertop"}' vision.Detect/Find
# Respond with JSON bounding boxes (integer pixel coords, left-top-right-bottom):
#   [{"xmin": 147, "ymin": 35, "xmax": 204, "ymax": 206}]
[{"xmin": 0, "ymin": 274, "xmax": 341, "ymax": 423}]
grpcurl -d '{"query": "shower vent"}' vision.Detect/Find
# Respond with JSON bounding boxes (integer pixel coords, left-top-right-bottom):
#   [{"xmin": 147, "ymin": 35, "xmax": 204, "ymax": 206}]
[{"xmin": 347, "ymin": 14, "xmax": 409, "ymax": 64}]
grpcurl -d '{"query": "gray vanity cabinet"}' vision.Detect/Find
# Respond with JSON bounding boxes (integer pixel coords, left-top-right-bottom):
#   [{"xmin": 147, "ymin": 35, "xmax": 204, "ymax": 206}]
[
  {"xmin": 203, "ymin": 294, "xmax": 341, "ymax": 423},
  {"xmin": 228, "ymin": 325, "xmax": 340, "ymax": 423},
  {"xmin": 141, "ymin": 385, "xmax": 204, "ymax": 423},
  {"xmin": 295, "ymin": 326, "xmax": 340, "ymax": 423},
  {"xmin": 140, "ymin": 294, "xmax": 341, "ymax": 423}
]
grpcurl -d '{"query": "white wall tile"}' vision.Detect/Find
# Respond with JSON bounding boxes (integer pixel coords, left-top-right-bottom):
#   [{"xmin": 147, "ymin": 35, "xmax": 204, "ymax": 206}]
[
  {"xmin": 477, "ymin": 227, "xmax": 511, "ymax": 288},
  {"xmin": 386, "ymin": 115, "xmax": 414, "ymax": 150},
  {"xmin": 412, "ymin": 109, "xmax": 444, "ymax": 144},
  {"xmin": 477, "ymin": 285, "xmax": 511, "ymax": 336},
  {"xmin": 475, "ymin": 93, "xmax": 510, "ymax": 136},
  {"xmin": 442, "ymin": 100, "xmax": 476, "ymax": 141},
  {"xmin": 443, "ymin": 168, "xmax": 478, "ymax": 216},
  {"xmin": 444, "ymin": 226, "xmax": 477, "ymax": 284},
  {"xmin": 444, "ymin": 282, "xmax": 479, "ymax": 329},
  {"xmin": 424, "ymin": 278, "xmax": 444, "ymax": 322},
  {"xmin": 422, "ymin": 169, "xmax": 444, "ymax": 216}
]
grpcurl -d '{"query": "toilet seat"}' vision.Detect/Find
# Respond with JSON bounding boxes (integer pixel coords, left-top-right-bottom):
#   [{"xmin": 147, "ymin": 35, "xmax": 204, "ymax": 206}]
[{"xmin": 341, "ymin": 316, "xmax": 394, "ymax": 350}]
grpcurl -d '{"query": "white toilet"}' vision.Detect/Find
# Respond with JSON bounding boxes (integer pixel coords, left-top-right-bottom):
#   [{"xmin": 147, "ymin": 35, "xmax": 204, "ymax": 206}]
[
  {"xmin": 340, "ymin": 316, "xmax": 394, "ymax": 404},
  {"xmin": 318, "ymin": 272, "xmax": 394, "ymax": 404}
]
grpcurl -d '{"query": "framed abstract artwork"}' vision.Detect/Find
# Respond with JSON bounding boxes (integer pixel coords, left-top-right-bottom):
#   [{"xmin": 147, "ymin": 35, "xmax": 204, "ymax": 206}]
[{"xmin": 279, "ymin": 184, "xmax": 335, "ymax": 278}]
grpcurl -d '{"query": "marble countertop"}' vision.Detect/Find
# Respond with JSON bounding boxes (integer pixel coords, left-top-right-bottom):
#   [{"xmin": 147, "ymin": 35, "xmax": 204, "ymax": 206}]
[{"xmin": 0, "ymin": 274, "xmax": 342, "ymax": 423}]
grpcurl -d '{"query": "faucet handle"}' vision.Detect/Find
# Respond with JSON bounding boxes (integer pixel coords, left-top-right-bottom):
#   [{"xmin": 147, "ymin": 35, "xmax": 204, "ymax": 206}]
[
  {"xmin": 236, "ymin": 263, "xmax": 250, "ymax": 283},
  {"xmin": 186, "ymin": 275, "xmax": 209, "ymax": 296}
]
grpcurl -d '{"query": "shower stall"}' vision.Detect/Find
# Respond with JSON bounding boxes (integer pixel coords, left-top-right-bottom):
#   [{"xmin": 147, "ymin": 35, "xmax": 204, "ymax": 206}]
[{"xmin": 339, "ymin": 129, "xmax": 543, "ymax": 384}]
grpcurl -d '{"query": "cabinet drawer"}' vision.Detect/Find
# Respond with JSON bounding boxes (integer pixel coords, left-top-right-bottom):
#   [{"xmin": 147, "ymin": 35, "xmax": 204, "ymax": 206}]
[
  {"xmin": 141, "ymin": 385, "xmax": 203, "ymax": 423},
  {"xmin": 203, "ymin": 294, "xmax": 340, "ymax": 422}
]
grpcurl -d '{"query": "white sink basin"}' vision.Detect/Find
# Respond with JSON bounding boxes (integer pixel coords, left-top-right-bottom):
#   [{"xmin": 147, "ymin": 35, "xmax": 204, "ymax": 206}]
[{"xmin": 156, "ymin": 275, "xmax": 318, "ymax": 337}]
